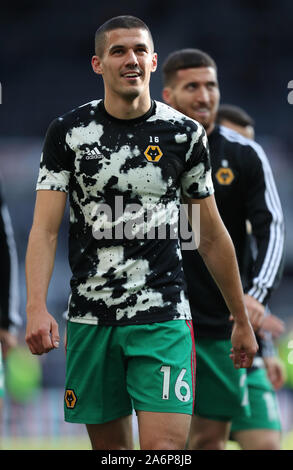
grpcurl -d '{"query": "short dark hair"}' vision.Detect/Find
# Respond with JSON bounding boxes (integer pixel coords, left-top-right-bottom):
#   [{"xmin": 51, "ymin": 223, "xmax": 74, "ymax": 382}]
[
  {"xmin": 162, "ymin": 48, "xmax": 217, "ymax": 86},
  {"xmin": 217, "ymin": 104, "xmax": 255, "ymax": 128},
  {"xmin": 95, "ymin": 15, "xmax": 154, "ymax": 57}
]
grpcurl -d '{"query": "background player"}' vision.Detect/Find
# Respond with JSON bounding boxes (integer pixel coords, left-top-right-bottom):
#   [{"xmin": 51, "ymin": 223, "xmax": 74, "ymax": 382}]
[
  {"xmin": 0, "ymin": 178, "xmax": 21, "ymax": 443},
  {"xmin": 162, "ymin": 49, "xmax": 285, "ymax": 450},
  {"xmin": 25, "ymin": 18, "xmax": 257, "ymax": 450},
  {"xmin": 217, "ymin": 104, "xmax": 286, "ymax": 450}
]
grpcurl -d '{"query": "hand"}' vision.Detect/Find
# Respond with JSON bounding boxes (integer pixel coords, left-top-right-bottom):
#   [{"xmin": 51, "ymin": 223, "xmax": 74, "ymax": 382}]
[
  {"xmin": 25, "ymin": 308, "xmax": 60, "ymax": 355},
  {"xmin": 264, "ymin": 356, "xmax": 286, "ymax": 390},
  {"xmin": 229, "ymin": 295, "xmax": 265, "ymax": 331},
  {"xmin": 261, "ymin": 314, "xmax": 285, "ymax": 338},
  {"xmin": 243, "ymin": 294, "xmax": 265, "ymax": 331},
  {"xmin": 230, "ymin": 319, "xmax": 259, "ymax": 369},
  {"xmin": 0, "ymin": 328, "xmax": 18, "ymax": 359}
]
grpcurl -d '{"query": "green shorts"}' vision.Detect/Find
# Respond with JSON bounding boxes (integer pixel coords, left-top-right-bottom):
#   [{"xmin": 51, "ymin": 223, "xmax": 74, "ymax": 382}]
[
  {"xmin": 0, "ymin": 349, "xmax": 4, "ymax": 398},
  {"xmin": 231, "ymin": 367, "xmax": 281, "ymax": 432},
  {"xmin": 65, "ymin": 319, "xmax": 196, "ymax": 424},
  {"xmin": 194, "ymin": 338, "xmax": 250, "ymax": 421}
]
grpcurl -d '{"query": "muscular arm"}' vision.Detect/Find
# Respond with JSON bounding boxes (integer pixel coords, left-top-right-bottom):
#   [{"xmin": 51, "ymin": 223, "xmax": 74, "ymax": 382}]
[
  {"xmin": 25, "ymin": 190, "xmax": 67, "ymax": 355},
  {"xmin": 185, "ymin": 194, "xmax": 258, "ymax": 367}
]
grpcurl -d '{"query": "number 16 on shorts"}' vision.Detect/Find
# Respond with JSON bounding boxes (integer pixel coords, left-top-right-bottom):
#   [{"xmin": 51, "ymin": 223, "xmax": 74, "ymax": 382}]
[{"xmin": 160, "ymin": 366, "xmax": 191, "ymax": 402}]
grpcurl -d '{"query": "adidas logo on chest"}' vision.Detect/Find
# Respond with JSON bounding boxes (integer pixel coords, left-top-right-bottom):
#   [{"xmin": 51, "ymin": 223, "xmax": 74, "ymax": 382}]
[{"xmin": 84, "ymin": 147, "xmax": 103, "ymax": 160}]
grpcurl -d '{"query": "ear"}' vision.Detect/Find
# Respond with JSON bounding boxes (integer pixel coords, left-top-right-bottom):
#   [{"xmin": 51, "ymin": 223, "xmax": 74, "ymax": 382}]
[
  {"xmin": 162, "ymin": 87, "xmax": 172, "ymax": 105},
  {"xmin": 151, "ymin": 53, "xmax": 158, "ymax": 73},
  {"xmin": 91, "ymin": 55, "xmax": 103, "ymax": 75}
]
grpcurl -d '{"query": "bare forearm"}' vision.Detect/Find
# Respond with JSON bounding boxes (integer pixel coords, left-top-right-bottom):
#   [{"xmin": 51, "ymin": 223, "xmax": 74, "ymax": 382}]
[
  {"xmin": 198, "ymin": 228, "xmax": 248, "ymax": 324},
  {"xmin": 25, "ymin": 191, "xmax": 65, "ymax": 355},
  {"xmin": 25, "ymin": 227, "xmax": 58, "ymax": 311}
]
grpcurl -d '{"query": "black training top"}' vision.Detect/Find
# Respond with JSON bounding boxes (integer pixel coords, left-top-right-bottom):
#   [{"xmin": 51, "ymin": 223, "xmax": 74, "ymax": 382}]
[
  {"xmin": 36, "ymin": 99, "xmax": 214, "ymax": 326},
  {"xmin": 181, "ymin": 125, "xmax": 285, "ymax": 339},
  {"xmin": 0, "ymin": 180, "xmax": 21, "ymax": 333}
]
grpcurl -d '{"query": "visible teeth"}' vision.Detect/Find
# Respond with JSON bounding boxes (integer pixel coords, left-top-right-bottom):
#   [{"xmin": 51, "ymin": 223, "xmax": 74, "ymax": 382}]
[{"xmin": 125, "ymin": 73, "xmax": 139, "ymax": 77}]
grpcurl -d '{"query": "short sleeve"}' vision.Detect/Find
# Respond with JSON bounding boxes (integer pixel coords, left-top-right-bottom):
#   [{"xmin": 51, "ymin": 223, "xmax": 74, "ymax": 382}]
[
  {"xmin": 36, "ymin": 118, "xmax": 72, "ymax": 193},
  {"xmin": 181, "ymin": 125, "xmax": 214, "ymax": 199}
]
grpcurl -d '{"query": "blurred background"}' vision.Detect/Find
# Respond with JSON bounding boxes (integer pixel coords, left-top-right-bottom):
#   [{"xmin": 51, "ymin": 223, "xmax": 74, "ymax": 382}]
[{"xmin": 0, "ymin": 0, "xmax": 292, "ymax": 450}]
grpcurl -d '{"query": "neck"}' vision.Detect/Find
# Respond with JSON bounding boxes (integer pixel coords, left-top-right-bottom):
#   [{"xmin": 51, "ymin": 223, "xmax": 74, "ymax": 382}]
[
  {"xmin": 206, "ymin": 121, "xmax": 215, "ymax": 136},
  {"xmin": 104, "ymin": 89, "xmax": 152, "ymax": 120}
]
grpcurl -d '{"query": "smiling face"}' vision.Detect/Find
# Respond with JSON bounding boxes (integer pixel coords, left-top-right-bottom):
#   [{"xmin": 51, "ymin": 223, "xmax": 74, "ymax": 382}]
[
  {"xmin": 92, "ymin": 28, "xmax": 157, "ymax": 102},
  {"xmin": 163, "ymin": 66, "xmax": 220, "ymax": 135}
]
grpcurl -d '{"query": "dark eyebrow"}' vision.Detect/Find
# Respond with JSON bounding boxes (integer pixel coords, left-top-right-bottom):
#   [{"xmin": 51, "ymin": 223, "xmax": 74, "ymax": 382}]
[
  {"xmin": 109, "ymin": 44, "xmax": 125, "ymax": 52},
  {"xmin": 135, "ymin": 43, "xmax": 149, "ymax": 50},
  {"xmin": 109, "ymin": 43, "xmax": 149, "ymax": 53},
  {"xmin": 185, "ymin": 80, "xmax": 217, "ymax": 87}
]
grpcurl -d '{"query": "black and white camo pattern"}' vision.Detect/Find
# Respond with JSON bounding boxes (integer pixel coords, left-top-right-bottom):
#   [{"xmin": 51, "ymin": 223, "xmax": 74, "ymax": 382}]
[{"xmin": 36, "ymin": 100, "xmax": 214, "ymax": 325}]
